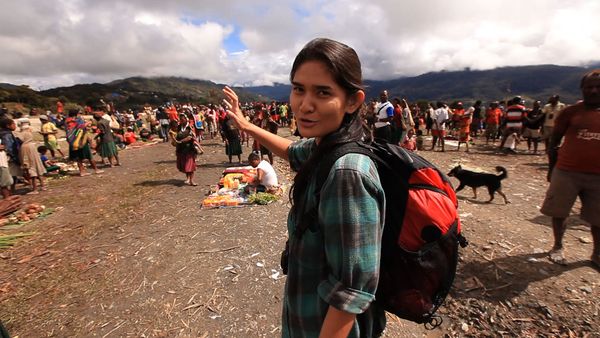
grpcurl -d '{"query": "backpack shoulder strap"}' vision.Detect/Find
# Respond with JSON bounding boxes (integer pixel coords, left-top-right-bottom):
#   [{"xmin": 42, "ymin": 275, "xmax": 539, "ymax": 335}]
[{"xmin": 295, "ymin": 141, "xmax": 379, "ymax": 237}]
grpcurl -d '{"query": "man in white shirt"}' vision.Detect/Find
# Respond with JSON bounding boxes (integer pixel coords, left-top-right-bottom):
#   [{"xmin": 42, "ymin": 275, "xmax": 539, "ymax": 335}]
[
  {"xmin": 374, "ymin": 90, "xmax": 394, "ymax": 143},
  {"xmin": 248, "ymin": 152, "xmax": 278, "ymax": 192},
  {"xmin": 430, "ymin": 102, "xmax": 449, "ymax": 151}
]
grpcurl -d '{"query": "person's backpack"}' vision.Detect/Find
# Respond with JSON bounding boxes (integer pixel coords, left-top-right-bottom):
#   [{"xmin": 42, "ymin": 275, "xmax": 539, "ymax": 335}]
[{"xmin": 300, "ymin": 141, "xmax": 468, "ymax": 328}]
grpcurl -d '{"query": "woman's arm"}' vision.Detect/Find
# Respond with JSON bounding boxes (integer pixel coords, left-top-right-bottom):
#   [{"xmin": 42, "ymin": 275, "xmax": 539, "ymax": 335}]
[
  {"xmin": 319, "ymin": 306, "xmax": 356, "ymax": 338},
  {"xmin": 222, "ymin": 86, "xmax": 292, "ymax": 161}
]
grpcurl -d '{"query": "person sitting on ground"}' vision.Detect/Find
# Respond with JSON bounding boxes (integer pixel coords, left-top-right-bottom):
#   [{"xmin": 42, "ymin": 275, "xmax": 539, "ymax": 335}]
[
  {"xmin": 37, "ymin": 146, "xmax": 61, "ymax": 173},
  {"xmin": 400, "ymin": 128, "xmax": 417, "ymax": 151},
  {"xmin": 415, "ymin": 129, "xmax": 425, "ymax": 151},
  {"xmin": 247, "ymin": 152, "xmax": 279, "ymax": 193},
  {"xmin": 139, "ymin": 125, "xmax": 153, "ymax": 141},
  {"xmin": 123, "ymin": 127, "xmax": 137, "ymax": 145}
]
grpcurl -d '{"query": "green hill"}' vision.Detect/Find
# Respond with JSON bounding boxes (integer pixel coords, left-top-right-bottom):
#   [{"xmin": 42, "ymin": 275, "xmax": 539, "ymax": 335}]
[{"xmin": 40, "ymin": 76, "xmax": 269, "ymax": 109}]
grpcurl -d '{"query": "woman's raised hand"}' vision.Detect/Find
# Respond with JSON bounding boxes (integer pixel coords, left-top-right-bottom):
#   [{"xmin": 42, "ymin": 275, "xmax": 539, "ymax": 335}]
[{"xmin": 222, "ymin": 86, "xmax": 251, "ymax": 131}]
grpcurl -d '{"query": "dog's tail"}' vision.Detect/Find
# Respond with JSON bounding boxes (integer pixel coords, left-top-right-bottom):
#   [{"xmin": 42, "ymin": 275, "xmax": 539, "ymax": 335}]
[{"xmin": 495, "ymin": 166, "xmax": 508, "ymax": 180}]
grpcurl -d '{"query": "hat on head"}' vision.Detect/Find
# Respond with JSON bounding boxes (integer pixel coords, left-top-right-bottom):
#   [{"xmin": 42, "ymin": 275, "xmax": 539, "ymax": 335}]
[{"xmin": 39, "ymin": 115, "xmax": 49, "ymax": 120}]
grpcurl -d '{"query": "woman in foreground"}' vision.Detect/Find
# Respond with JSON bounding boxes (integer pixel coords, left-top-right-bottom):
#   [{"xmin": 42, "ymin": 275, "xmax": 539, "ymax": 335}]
[{"xmin": 223, "ymin": 38, "xmax": 386, "ymax": 338}]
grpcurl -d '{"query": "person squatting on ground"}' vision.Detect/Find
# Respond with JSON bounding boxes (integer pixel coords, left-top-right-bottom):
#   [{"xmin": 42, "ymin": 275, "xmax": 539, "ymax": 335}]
[
  {"xmin": 223, "ymin": 38, "xmax": 386, "ymax": 337},
  {"xmin": 247, "ymin": 152, "xmax": 279, "ymax": 194},
  {"xmin": 541, "ymin": 69, "xmax": 600, "ymax": 270}
]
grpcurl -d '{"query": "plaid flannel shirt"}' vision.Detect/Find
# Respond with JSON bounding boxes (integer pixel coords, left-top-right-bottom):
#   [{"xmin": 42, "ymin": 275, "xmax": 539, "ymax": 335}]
[{"xmin": 282, "ymin": 138, "xmax": 386, "ymax": 338}]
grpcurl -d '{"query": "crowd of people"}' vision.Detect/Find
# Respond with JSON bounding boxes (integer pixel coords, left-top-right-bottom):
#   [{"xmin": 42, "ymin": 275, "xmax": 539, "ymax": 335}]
[
  {"xmin": 363, "ymin": 91, "xmax": 566, "ymax": 155},
  {"xmin": 0, "ymin": 98, "xmax": 291, "ymax": 192}
]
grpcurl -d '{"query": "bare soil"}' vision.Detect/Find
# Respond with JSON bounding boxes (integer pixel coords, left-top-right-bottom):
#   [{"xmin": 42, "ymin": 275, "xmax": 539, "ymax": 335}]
[{"xmin": 0, "ymin": 132, "xmax": 598, "ymax": 337}]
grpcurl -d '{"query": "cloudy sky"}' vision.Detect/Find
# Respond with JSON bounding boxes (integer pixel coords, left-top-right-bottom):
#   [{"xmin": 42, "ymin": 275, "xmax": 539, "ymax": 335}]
[{"xmin": 1, "ymin": 0, "xmax": 598, "ymax": 89}]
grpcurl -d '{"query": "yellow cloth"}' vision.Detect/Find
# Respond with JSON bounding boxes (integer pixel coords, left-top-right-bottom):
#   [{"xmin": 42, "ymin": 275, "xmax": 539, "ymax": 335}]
[{"xmin": 41, "ymin": 122, "xmax": 58, "ymax": 142}]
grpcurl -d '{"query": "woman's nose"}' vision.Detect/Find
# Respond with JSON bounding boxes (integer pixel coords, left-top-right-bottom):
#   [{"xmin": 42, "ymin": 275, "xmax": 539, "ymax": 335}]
[{"xmin": 298, "ymin": 93, "xmax": 315, "ymax": 114}]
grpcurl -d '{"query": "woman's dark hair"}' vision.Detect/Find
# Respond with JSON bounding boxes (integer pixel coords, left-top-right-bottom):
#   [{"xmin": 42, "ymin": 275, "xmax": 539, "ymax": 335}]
[
  {"xmin": 289, "ymin": 38, "xmax": 368, "ymax": 212},
  {"xmin": 37, "ymin": 145, "xmax": 48, "ymax": 153}
]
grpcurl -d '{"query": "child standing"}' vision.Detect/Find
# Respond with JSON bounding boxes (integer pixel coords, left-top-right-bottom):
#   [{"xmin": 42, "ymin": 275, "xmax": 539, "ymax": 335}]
[{"xmin": 39, "ymin": 115, "xmax": 65, "ymax": 158}]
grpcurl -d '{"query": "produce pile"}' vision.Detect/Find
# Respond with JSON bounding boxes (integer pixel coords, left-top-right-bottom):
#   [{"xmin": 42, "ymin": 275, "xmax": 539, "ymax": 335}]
[
  {"xmin": 202, "ymin": 166, "xmax": 279, "ymax": 208},
  {"xmin": 0, "ymin": 203, "xmax": 55, "ymax": 230}
]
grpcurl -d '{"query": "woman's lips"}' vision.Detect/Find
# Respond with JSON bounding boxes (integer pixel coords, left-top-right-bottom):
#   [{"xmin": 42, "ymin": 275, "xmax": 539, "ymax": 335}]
[{"xmin": 298, "ymin": 118, "xmax": 317, "ymax": 128}]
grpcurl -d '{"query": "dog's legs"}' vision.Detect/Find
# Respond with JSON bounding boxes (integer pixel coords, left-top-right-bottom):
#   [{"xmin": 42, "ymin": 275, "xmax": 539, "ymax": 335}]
[
  {"xmin": 472, "ymin": 187, "xmax": 477, "ymax": 199},
  {"xmin": 455, "ymin": 184, "xmax": 465, "ymax": 192},
  {"xmin": 497, "ymin": 188, "xmax": 510, "ymax": 204}
]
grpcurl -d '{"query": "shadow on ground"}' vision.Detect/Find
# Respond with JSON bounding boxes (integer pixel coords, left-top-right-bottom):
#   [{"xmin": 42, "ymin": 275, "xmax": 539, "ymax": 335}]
[
  {"xmin": 134, "ymin": 179, "xmax": 184, "ymax": 187},
  {"xmin": 454, "ymin": 252, "xmax": 591, "ymax": 302}
]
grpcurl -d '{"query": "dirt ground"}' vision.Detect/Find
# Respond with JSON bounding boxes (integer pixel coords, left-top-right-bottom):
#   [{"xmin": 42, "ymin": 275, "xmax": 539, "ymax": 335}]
[{"xmin": 0, "ymin": 131, "xmax": 598, "ymax": 337}]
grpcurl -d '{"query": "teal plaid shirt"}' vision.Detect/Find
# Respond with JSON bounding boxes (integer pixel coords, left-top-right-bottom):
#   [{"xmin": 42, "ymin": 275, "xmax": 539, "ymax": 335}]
[{"xmin": 282, "ymin": 138, "xmax": 386, "ymax": 338}]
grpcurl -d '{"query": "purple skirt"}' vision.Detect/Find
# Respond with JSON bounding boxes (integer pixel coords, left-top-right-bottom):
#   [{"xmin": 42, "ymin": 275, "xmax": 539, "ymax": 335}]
[{"xmin": 176, "ymin": 152, "xmax": 197, "ymax": 173}]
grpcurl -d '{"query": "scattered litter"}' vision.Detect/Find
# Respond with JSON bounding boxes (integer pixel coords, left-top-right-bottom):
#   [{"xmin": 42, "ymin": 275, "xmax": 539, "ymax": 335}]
[
  {"xmin": 223, "ymin": 265, "xmax": 234, "ymax": 271},
  {"xmin": 578, "ymin": 237, "xmax": 592, "ymax": 244},
  {"xmin": 459, "ymin": 213, "xmax": 472, "ymax": 218},
  {"xmin": 256, "ymin": 262, "xmax": 264, "ymax": 267},
  {"xmin": 527, "ymin": 257, "xmax": 539, "ymax": 263},
  {"xmin": 580, "ymin": 286, "xmax": 593, "ymax": 294},
  {"xmin": 249, "ymin": 252, "xmax": 260, "ymax": 258},
  {"xmin": 270, "ymin": 270, "xmax": 282, "ymax": 280}
]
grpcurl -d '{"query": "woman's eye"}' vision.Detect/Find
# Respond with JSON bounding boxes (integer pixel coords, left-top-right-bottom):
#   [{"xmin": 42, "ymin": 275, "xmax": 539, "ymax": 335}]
[
  {"xmin": 292, "ymin": 86, "xmax": 304, "ymax": 93},
  {"xmin": 317, "ymin": 90, "xmax": 331, "ymax": 97}
]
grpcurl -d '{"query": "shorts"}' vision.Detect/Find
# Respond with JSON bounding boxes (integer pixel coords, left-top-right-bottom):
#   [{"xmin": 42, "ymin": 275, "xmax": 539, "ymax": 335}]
[
  {"xmin": 541, "ymin": 168, "xmax": 600, "ymax": 226},
  {"xmin": 0, "ymin": 167, "xmax": 13, "ymax": 188},
  {"xmin": 431, "ymin": 129, "xmax": 446, "ymax": 137},
  {"xmin": 522, "ymin": 128, "xmax": 541, "ymax": 139},
  {"xmin": 45, "ymin": 139, "xmax": 61, "ymax": 151}
]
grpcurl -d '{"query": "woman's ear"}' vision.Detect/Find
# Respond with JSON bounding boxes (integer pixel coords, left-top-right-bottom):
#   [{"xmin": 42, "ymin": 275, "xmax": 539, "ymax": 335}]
[{"xmin": 345, "ymin": 90, "xmax": 365, "ymax": 114}]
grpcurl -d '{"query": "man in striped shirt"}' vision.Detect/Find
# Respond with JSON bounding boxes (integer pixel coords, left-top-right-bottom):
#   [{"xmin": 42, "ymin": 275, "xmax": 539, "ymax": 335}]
[{"xmin": 499, "ymin": 96, "xmax": 527, "ymax": 150}]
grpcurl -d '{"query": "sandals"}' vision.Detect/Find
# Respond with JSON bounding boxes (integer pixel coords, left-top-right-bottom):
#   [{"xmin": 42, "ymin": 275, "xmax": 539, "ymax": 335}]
[{"xmin": 548, "ymin": 249, "xmax": 567, "ymax": 266}]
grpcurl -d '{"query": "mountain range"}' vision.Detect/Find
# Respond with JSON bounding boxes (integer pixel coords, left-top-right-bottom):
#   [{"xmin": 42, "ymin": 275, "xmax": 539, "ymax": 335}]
[
  {"xmin": 245, "ymin": 64, "xmax": 595, "ymax": 104},
  {"xmin": 1, "ymin": 64, "xmax": 596, "ymax": 112}
]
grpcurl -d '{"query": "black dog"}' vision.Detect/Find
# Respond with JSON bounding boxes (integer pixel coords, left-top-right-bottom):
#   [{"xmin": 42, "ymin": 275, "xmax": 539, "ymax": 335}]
[{"xmin": 447, "ymin": 165, "xmax": 509, "ymax": 204}]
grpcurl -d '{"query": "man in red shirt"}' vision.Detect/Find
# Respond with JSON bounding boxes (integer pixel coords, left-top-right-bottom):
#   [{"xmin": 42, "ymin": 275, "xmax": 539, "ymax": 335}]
[{"xmin": 541, "ymin": 69, "xmax": 600, "ymax": 269}]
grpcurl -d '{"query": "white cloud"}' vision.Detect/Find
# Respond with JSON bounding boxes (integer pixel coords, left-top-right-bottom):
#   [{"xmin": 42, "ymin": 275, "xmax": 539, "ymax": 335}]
[{"xmin": 0, "ymin": 0, "xmax": 598, "ymax": 89}]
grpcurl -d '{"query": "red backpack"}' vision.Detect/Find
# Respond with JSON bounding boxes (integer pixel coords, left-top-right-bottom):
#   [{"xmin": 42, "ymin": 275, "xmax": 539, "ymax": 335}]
[{"xmin": 305, "ymin": 141, "xmax": 468, "ymax": 328}]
